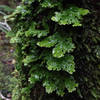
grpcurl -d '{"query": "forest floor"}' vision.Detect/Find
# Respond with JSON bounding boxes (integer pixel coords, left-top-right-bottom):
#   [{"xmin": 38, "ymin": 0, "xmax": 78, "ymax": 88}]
[
  {"xmin": 0, "ymin": 32, "xmax": 15, "ymax": 72},
  {"xmin": 0, "ymin": 32, "xmax": 15, "ymax": 99},
  {"xmin": 0, "ymin": 0, "xmax": 18, "ymax": 99}
]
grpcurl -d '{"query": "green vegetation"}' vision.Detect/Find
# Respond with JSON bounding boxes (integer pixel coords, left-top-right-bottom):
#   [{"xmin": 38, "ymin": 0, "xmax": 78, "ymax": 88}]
[{"xmin": 7, "ymin": 0, "xmax": 100, "ymax": 100}]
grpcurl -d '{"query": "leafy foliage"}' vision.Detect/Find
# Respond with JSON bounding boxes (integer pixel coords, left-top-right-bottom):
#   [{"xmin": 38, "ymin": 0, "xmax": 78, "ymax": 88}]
[
  {"xmin": 45, "ymin": 54, "xmax": 75, "ymax": 74},
  {"xmin": 29, "ymin": 66, "xmax": 78, "ymax": 96},
  {"xmin": 51, "ymin": 6, "xmax": 89, "ymax": 26},
  {"xmin": 37, "ymin": 33, "xmax": 75, "ymax": 58},
  {"xmin": 25, "ymin": 22, "xmax": 49, "ymax": 38},
  {"xmin": 8, "ymin": 0, "xmax": 92, "ymax": 99},
  {"xmin": 37, "ymin": 34, "xmax": 58, "ymax": 48},
  {"xmin": 41, "ymin": 0, "xmax": 60, "ymax": 8}
]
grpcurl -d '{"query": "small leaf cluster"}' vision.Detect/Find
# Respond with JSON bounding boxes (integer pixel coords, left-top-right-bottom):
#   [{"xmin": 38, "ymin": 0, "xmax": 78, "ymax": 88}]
[{"xmin": 51, "ymin": 6, "xmax": 89, "ymax": 26}]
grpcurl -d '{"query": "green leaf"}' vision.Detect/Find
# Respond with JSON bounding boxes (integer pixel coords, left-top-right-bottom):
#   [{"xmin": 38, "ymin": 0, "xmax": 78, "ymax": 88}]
[
  {"xmin": 29, "ymin": 64, "xmax": 77, "ymax": 96},
  {"xmin": 15, "ymin": 5, "xmax": 30, "ymax": 16},
  {"xmin": 38, "ymin": 33, "xmax": 75, "ymax": 58},
  {"xmin": 51, "ymin": 6, "xmax": 89, "ymax": 26},
  {"xmin": 65, "ymin": 77, "xmax": 78, "ymax": 92},
  {"xmin": 43, "ymin": 81, "xmax": 57, "ymax": 93},
  {"xmin": 45, "ymin": 54, "xmax": 75, "ymax": 74},
  {"xmin": 53, "ymin": 38, "xmax": 75, "ymax": 58},
  {"xmin": 29, "ymin": 74, "xmax": 40, "ymax": 84},
  {"xmin": 41, "ymin": 0, "xmax": 59, "ymax": 8},
  {"xmin": 37, "ymin": 34, "xmax": 58, "ymax": 47},
  {"xmin": 43, "ymin": 73, "xmax": 78, "ymax": 96},
  {"xmin": 23, "ymin": 55, "xmax": 39, "ymax": 66},
  {"xmin": 25, "ymin": 22, "xmax": 49, "ymax": 38},
  {"xmin": 10, "ymin": 37, "xmax": 21, "ymax": 43}
]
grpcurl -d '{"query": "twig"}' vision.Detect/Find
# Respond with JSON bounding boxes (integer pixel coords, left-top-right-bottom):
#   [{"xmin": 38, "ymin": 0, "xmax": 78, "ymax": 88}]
[
  {"xmin": 0, "ymin": 11, "xmax": 6, "ymax": 16},
  {"xmin": 0, "ymin": 11, "xmax": 11, "ymax": 32},
  {"xmin": 0, "ymin": 91, "xmax": 11, "ymax": 100}
]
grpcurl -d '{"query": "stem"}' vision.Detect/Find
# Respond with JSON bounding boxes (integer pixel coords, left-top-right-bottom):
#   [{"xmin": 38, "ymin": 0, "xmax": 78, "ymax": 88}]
[
  {"xmin": 0, "ymin": 91, "xmax": 11, "ymax": 100},
  {"xmin": 0, "ymin": 11, "xmax": 6, "ymax": 16},
  {"xmin": 0, "ymin": 10, "xmax": 11, "ymax": 32}
]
